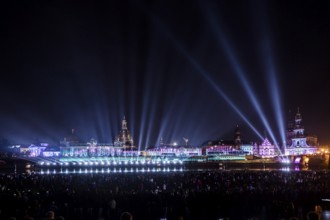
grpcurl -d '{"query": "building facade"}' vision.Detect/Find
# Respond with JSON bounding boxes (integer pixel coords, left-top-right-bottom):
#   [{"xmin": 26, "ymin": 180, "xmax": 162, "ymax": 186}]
[
  {"xmin": 114, "ymin": 116, "xmax": 134, "ymax": 148},
  {"xmin": 285, "ymin": 108, "xmax": 318, "ymax": 155},
  {"xmin": 256, "ymin": 138, "xmax": 276, "ymax": 158}
]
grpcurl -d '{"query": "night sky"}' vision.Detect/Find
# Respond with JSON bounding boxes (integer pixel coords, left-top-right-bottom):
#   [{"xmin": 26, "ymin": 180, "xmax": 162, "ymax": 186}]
[{"xmin": 1, "ymin": 0, "xmax": 330, "ymax": 147}]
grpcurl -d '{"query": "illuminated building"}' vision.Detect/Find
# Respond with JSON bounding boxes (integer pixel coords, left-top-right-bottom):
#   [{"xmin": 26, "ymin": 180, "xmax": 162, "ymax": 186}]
[
  {"xmin": 255, "ymin": 138, "xmax": 275, "ymax": 158},
  {"xmin": 59, "ymin": 129, "xmax": 117, "ymax": 158},
  {"xmin": 114, "ymin": 116, "xmax": 135, "ymax": 148},
  {"xmin": 285, "ymin": 108, "xmax": 319, "ymax": 155},
  {"xmin": 26, "ymin": 143, "xmax": 48, "ymax": 157},
  {"xmin": 144, "ymin": 138, "xmax": 201, "ymax": 157},
  {"xmin": 42, "ymin": 146, "xmax": 60, "ymax": 157},
  {"xmin": 9, "ymin": 109, "xmax": 321, "ymax": 160},
  {"xmin": 145, "ymin": 146, "xmax": 202, "ymax": 157},
  {"xmin": 240, "ymin": 144, "xmax": 254, "ymax": 155},
  {"xmin": 234, "ymin": 125, "xmax": 242, "ymax": 149},
  {"xmin": 59, "ymin": 117, "xmax": 136, "ymax": 157},
  {"xmin": 60, "ymin": 129, "xmax": 89, "ymax": 157},
  {"xmin": 201, "ymin": 125, "xmax": 254, "ymax": 156}
]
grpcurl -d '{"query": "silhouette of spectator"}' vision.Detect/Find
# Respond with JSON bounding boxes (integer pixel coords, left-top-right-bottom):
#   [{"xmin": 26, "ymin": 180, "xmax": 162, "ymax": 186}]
[
  {"xmin": 44, "ymin": 211, "xmax": 55, "ymax": 220},
  {"xmin": 120, "ymin": 211, "xmax": 133, "ymax": 220},
  {"xmin": 306, "ymin": 211, "xmax": 319, "ymax": 220}
]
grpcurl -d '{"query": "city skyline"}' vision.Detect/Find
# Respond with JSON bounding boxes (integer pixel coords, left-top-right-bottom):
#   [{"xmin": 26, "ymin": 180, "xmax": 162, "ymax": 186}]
[
  {"xmin": 1, "ymin": 1, "xmax": 329, "ymax": 146},
  {"xmin": 0, "ymin": 108, "xmax": 320, "ymax": 148}
]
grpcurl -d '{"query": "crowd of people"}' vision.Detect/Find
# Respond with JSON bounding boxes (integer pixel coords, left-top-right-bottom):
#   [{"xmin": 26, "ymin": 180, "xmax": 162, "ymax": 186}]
[{"xmin": 1, "ymin": 169, "xmax": 330, "ymax": 220}]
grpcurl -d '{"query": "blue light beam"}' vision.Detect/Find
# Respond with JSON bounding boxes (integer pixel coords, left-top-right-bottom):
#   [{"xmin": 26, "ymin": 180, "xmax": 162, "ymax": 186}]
[
  {"xmin": 200, "ymin": 3, "xmax": 282, "ymax": 152},
  {"xmin": 147, "ymin": 10, "xmax": 265, "ymax": 142}
]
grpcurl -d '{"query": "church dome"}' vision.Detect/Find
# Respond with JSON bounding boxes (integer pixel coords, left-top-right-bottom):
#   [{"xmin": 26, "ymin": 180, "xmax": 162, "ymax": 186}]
[{"xmin": 114, "ymin": 117, "xmax": 134, "ymax": 147}]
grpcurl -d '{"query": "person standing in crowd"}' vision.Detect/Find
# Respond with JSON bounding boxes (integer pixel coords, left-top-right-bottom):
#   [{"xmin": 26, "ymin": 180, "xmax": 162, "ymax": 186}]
[{"xmin": 120, "ymin": 211, "xmax": 133, "ymax": 220}]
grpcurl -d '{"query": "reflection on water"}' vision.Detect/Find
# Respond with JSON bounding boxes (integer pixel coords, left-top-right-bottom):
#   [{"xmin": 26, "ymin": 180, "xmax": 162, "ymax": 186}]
[
  {"xmin": 280, "ymin": 166, "xmax": 307, "ymax": 172},
  {"xmin": 7, "ymin": 159, "xmax": 327, "ymax": 175},
  {"xmin": 35, "ymin": 165, "xmax": 312, "ymax": 175},
  {"xmin": 39, "ymin": 167, "xmax": 184, "ymax": 174}
]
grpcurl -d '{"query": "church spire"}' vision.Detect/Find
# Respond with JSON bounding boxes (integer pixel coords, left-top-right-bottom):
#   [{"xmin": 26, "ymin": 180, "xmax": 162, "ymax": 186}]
[
  {"xmin": 234, "ymin": 125, "xmax": 241, "ymax": 148},
  {"xmin": 114, "ymin": 115, "xmax": 134, "ymax": 147},
  {"xmin": 122, "ymin": 116, "xmax": 127, "ymax": 130},
  {"xmin": 295, "ymin": 107, "xmax": 302, "ymax": 123}
]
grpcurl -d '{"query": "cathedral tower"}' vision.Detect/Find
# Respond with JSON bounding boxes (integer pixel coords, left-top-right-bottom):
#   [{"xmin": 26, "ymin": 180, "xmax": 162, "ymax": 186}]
[
  {"xmin": 114, "ymin": 116, "xmax": 134, "ymax": 148},
  {"xmin": 284, "ymin": 108, "xmax": 319, "ymax": 155},
  {"xmin": 234, "ymin": 125, "xmax": 241, "ymax": 149},
  {"xmin": 290, "ymin": 108, "xmax": 307, "ymax": 147}
]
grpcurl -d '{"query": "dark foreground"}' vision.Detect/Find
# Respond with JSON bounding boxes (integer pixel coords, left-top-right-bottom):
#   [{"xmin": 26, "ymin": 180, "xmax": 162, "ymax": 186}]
[{"xmin": 1, "ymin": 170, "xmax": 330, "ymax": 220}]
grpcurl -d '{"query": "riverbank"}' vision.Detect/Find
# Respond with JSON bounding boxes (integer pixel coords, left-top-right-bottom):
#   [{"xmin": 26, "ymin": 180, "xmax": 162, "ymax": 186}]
[{"xmin": 1, "ymin": 155, "xmax": 329, "ymax": 174}]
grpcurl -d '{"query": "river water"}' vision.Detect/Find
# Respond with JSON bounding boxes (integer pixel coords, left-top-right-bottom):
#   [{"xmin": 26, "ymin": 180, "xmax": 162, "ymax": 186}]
[{"xmin": 1, "ymin": 156, "xmax": 329, "ymax": 174}]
